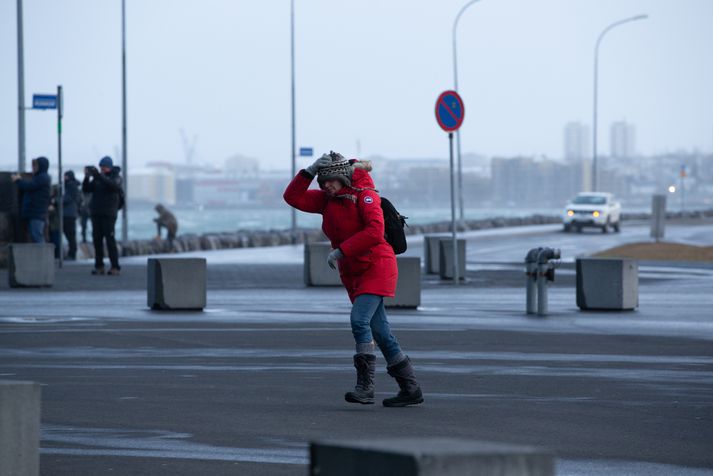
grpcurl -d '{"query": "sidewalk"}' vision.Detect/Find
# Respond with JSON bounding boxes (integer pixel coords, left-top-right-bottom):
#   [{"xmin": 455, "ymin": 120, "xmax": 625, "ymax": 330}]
[{"xmin": 1, "ymin": 224, "xmax": 712, "ymax": 475}]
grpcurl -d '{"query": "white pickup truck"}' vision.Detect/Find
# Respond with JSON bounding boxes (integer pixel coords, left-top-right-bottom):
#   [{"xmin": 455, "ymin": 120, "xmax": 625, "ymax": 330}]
[{"xmin": 562, "ymin": 192, "xmax": 621, "ymax": 233}]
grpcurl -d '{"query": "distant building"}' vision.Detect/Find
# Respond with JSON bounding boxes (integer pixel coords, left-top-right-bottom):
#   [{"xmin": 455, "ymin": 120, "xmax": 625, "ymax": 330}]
[
  {"xmin": 128, "ymin": 166, "xmax": 176, "ymax": 206},
  {"xmin": 563, "ymin": 122, "xmax": 590, "ymax": 161},
  {"xmin": 491, "ymin": 156, "xmax": 582, "ymax": 206},
  {"xmin": 192, "ymin": 175, "xmax": 258, "ymax": 207},
  {"xmin": 492, "ymin": 157, "xmax": 535, "ymax": 205},
  {"xmin": 224, "ymin": 155, "xmax": 259, "ymax": 178},
  {"xmin": 610, "ymin": 121, "xmax": 636, "ymax": 158}
]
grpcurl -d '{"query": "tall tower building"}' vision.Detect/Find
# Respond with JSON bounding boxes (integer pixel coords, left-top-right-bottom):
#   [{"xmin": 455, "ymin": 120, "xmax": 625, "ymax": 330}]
[
  {"xmin": 563, "ymin": 122, "xmax": 590, "ymax": 161},
  {"xmin": 610, "ymin": 120, "xmax": 636, "ymax": 158}
]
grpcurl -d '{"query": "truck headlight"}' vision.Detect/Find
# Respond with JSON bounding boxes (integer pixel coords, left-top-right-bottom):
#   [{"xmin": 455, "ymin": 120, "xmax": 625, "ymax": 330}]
[
  {"xmin": 567, "ymin": 210, "xmax": 574, "ymax": 217},
  {"xmin": 592, "ymin": 211, "xmax": 600, "ymax": 217}
]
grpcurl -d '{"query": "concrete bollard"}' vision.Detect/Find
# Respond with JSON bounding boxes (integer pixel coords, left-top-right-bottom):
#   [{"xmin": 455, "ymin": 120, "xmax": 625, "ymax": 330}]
[
  {"xmin": 0, "ymin": 380, "xmax": 41, "ymax": 476},
  {"xmin": 310, "ymin": 438, "xmax": 554, "ymax": 476},
  {"xmin": 8, "ymin": 243, "xmax": 54, "ymax": 287},
  {"xmin": 650, "ymin": 194, "xmax": 666, "ymax": 241},
  {"xmin": 576, "ymin": 258, "xmax": 638, "ymax": 310},
  {"xmin": 423, "ymin": 235, "xmax": 450, "ymax": 274},
  {"xmin": 147, "ymin": 258, "xmax": 207, "ymax": 310},
  {"xmin": 385, "ymin": 257, "xmax": 421, "ymax": 309},
  {"xmin": 438, "ymin": 239, "xmax": 466, "ymax": 280},
  {"xmin": 303, "ymin": 242, "xmax": 342, "ymax": 286}
]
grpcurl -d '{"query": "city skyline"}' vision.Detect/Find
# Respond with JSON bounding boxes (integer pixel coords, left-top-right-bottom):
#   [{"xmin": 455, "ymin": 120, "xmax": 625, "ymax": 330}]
[{"xmin": 1, "ymin": 0, "xmax": 712, "ymax": 172}]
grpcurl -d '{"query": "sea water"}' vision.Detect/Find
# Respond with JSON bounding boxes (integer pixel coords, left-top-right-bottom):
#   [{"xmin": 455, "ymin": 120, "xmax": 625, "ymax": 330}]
[{"xmin": 114, "ymin": 205, "xmax": 562, "ymax": 240}]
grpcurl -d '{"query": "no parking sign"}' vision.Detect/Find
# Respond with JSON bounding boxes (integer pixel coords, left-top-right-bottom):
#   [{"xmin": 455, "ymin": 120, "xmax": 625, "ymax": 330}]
[
  {"xmin": 435, "ymin": 89, "xmax": 465, "ymax": 284},
  {"xmin": 435, "ymin": 90, "xmax": 465, "ymax": 132}
]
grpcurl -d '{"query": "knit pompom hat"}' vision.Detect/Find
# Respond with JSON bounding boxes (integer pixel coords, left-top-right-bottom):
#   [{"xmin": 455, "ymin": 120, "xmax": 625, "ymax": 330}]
[{"xmin": 317, "ymin": 153, "xmax": 354, "ymax": 189}]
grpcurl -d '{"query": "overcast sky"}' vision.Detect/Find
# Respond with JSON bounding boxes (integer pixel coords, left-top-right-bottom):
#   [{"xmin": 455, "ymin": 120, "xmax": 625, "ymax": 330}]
[{"xmin": 1, "ymin": 0, "xmax": 712, "ymax": 172}]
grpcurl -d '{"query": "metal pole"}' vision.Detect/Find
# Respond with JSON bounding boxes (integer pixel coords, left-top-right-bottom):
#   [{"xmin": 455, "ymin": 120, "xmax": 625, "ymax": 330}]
[
  {"xmin": 592, "ymin": 42, "xmax": 599, "ymax": 192},
  {"xmin": 121, "ymin": 0, "xmax": 128, "ymax": 245},
  {"xmin": 17, "ymin": 0, "xmax": 26, "ymax": 172},
  {"xmin": 449, "ymin": 132, "xmax": 460, "ymax": 284},
  {"xmin": 290, "ymin": 0, "xmax": 297, "ymax": 240},
  {"xmin": 452, "ymin": 0, "xmax": 481, "ymax": 222},
  {"xmin": 592, "ymin": 14, "xmax": 648, "ymax": 192},
  {"xmin": 57, "ymin": 85, "xmax": 64, "ymax": 268}
]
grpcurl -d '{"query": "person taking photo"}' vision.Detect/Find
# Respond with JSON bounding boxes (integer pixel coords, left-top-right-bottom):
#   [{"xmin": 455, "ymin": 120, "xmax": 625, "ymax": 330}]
[{"xmin": 82, "ymin": 156, "xmax": 124, "ymax": 275}]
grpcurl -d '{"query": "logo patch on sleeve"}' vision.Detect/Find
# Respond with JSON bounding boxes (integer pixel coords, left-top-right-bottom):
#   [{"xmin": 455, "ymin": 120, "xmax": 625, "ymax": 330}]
[{"xmin": 363, "ymin": 196, "xmax": 374, "ymax": 204}]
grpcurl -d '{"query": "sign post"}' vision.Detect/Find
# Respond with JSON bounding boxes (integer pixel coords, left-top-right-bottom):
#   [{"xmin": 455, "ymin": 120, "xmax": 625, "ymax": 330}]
[
  {"xmin": 435, "ymin": 90, "xmax": 465, "ymax": 284},
  {"xmin": 57, "ymin": 85, "xmax": 64, "ymax": 268},
  {"xmin": 30, "ymin": 90, "xmax": 64, "ymax": 267}
]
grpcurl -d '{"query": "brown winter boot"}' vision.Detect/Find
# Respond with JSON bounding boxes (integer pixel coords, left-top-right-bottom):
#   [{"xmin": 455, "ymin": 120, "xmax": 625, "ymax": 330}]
[
  {"xmin": 383, "ymin": 356, "xmax": 424, "ymax": 407},
  {"xmin": 345, "ymin": 353, "xmax": 376, "ymax": 404}
]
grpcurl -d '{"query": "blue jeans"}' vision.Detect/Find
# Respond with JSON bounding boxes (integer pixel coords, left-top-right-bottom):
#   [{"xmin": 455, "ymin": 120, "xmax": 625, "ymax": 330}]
[
  {"xmin": 350, "ymin": 294, "xmax": 403, "ymax": 363},
  {"xmin": 28, "ymin": 219, "xmax": 46, "ymax": 243}
]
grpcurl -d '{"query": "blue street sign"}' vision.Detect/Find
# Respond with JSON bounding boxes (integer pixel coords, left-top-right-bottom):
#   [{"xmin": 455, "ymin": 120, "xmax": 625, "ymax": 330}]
[
  {"xmin": 299, "ymin": 147, "xmax": 314, "ymax": 157},
  {"xmin": 435, "ymin": 90, "xmax": 465, "ymax": 132},
  {"xmin": 33, "ymin": 94, "xmax": 58, "ymax": 110}
]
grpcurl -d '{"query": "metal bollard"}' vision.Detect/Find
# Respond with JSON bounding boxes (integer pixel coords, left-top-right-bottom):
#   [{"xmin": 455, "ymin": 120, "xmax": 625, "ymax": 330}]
[
  {"xmin": 525, "ymin": 247, "xmax": 561, "ymax": 316},
  {"xmin": 525, "ymin": 248, "xmax": 541, "ymax": 314}
]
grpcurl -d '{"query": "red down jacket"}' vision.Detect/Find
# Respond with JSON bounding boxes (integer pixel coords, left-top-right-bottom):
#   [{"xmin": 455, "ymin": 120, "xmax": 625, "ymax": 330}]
[{"xmin": 283, "ymin": 166, "xmax": 398, "ymax": 302}]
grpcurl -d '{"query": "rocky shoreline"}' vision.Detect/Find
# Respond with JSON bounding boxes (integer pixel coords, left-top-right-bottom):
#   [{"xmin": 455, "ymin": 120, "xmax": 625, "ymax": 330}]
[
  {"xmin": 115, "ymin": 209, "xmax": 713, "ymax": 258},
  {"xmin": 3, "ymin": 209, "xmax": 712, "ymax": 265}
]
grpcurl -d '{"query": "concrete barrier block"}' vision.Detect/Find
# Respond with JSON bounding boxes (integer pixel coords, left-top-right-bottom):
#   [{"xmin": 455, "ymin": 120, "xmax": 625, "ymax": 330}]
[
  {"xmin": 576, "ymin": 258, "xmax": 638, "ymax": 310},
  {"xmin": 8, "ymin": 243, "xmax": 54, "ymax": 287},
  {"xmin": 438, "ymin": 239, "xmax": 466, "ymax": 280},
  {"xmin": 0, "ymin": 380, "xmax": 41, "ymax": 476},
  {"xmin": 424, "ymin": 235, "xmax": 450, "ymax": 274},
  {"xmin": 147, "ymin": 258, "xmax": 206, "ymax": 310},
  {"xmin": 304, "ymin": 242, "xmax": 341, "ymax": 287},
  {"xmin": 385, "ymin": 257, "xmax": 421, "ymax": 309},
  {"xmin": 310, "ymin": 438, "xmax": 554, "ymax": 476}
]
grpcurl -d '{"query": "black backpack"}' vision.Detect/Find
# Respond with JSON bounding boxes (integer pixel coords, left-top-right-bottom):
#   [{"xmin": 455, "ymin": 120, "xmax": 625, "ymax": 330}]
[{"xmin": 380, "ymin": 197, "xmax": 408, "ymax": 254}]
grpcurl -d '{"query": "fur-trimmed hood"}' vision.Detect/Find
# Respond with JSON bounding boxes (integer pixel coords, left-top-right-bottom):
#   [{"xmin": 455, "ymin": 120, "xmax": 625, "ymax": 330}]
[{"xmin": 349, "ymin": 160, "xmax": 375, "ymax": 190}]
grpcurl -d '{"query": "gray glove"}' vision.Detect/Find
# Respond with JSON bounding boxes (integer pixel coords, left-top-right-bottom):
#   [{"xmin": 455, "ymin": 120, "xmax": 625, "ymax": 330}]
[
  {"xmin": 305, "ymin": 153, "xmax": 332, "ymax": 176},
  {"xmin": 327, "ymin": 248, "xmax": 344, "ymax": 270}
]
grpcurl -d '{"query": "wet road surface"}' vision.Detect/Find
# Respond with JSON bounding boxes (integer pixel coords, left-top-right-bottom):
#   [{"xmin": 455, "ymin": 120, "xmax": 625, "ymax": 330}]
[{"xmin": 1, "ymin": 222, "xmax": 712, "ymax": 475}]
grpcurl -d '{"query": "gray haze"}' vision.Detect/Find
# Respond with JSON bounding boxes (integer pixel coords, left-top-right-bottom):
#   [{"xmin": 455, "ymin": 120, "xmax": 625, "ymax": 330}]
[{"xmin": 1, "ymin": 0, "xmax": 712, "ymax": 171}]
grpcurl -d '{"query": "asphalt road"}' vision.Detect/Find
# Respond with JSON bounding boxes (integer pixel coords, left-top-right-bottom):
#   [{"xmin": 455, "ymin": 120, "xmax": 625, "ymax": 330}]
[{"xmin": 1, "ymin": 222, "xmax": 712, "ymax": 475}]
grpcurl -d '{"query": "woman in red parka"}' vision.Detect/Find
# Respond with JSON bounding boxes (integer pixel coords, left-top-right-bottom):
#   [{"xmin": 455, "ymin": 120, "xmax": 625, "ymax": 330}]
[{"xmin": 284, "ymin": 152, "xmax": 423, "ymax": 407}]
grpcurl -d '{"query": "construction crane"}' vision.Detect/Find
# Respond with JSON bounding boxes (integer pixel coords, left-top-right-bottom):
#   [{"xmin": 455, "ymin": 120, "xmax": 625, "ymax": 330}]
[{"xmin": 179, "ymin": 128, "xmax": 198, "ymax": 165}]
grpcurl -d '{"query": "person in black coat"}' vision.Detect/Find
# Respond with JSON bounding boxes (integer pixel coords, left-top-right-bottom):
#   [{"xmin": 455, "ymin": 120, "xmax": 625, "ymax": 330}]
[
  {"xmin": 12, "ymin": 156, "xmax": 51, "ymax": 243},
  {"xmin": 82, "ymin": 156, "xmax": 124, "ymax": 275},
  {"xmin": 62, "ymin": 170, "xmax": 82, "ymax": 260}
]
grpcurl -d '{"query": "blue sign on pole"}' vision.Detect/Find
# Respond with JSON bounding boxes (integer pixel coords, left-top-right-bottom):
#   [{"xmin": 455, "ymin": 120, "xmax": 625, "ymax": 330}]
[
  {"xmin": 33, "ymin": 94, "xmax": 58, "ymax": 110},
  {"xmin": 299, "ymin": 147, "xmax": 314, "ymax": 157},
  {"xmin": 435, "ymin": 90, "xmax": 465, "ymax": 132}
]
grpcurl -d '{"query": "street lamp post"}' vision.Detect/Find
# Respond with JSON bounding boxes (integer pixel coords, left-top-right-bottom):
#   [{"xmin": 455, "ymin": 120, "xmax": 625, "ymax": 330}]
[
  {"xmin": 452, "ymin": 0, "xmax": 482, "ymax": 222},
  {"xmin": 121, "ymin": 0, "xmax": 128, "ymax": 245},
  {"xmin": 290, "ymin": 0, "xmax": 297, "ymax": 240},
  {"xmin": 592, "ymin": 14, "xmax": 647, "ymax": 192},
  {"xmin": 17, "ymin": 0, "xmax": 26, "ymax": 172}
]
